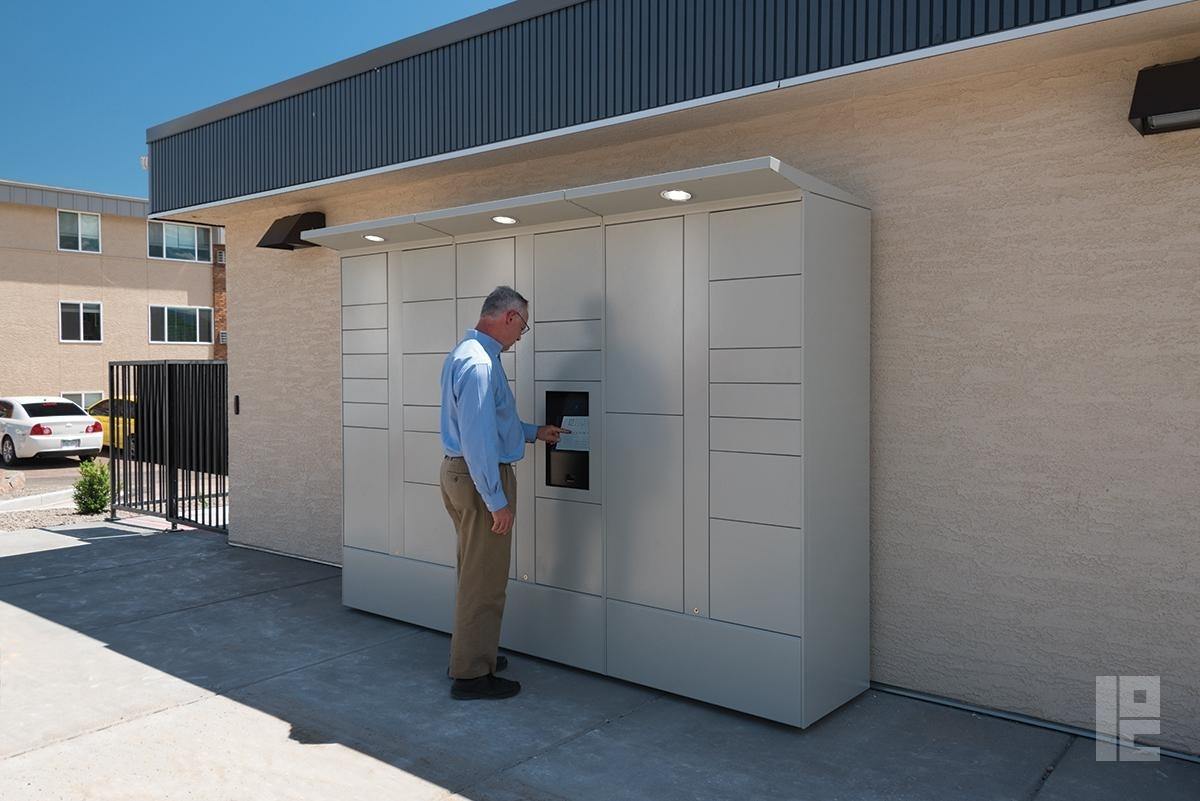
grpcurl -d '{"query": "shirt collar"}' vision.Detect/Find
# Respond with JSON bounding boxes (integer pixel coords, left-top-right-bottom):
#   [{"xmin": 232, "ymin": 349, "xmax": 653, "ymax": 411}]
[{"xmin": 465, "ymin": 328, "xmax": 503, "ymax": 358}]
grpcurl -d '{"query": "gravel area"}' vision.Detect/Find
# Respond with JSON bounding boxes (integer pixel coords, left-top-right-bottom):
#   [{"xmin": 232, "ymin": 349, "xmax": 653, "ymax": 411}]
[
  {"xmin": 0, "ymin": 485, "xmax": 72, "ymax": 501},
  {"xmin": 0, "ymin": 507, "xmax": 108, "ymax": 532}
]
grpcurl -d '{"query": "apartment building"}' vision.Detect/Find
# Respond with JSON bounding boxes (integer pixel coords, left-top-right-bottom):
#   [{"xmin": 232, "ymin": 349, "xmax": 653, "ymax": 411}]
[{"xmin": 0, "ymin": 179, "xmax": 224, "ymax": 408}]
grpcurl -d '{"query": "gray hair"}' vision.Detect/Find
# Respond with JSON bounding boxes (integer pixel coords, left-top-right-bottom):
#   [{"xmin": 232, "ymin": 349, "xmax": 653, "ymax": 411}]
[{"xmin": 479, "ymin": 285, "xmax": 528, "ymax": 318}]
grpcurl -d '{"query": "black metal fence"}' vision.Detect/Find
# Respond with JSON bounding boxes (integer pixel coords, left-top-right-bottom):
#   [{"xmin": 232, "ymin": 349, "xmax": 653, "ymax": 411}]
[{"xmin": 107, "ymin": 360, "xmax": 228, "ymax": 533}]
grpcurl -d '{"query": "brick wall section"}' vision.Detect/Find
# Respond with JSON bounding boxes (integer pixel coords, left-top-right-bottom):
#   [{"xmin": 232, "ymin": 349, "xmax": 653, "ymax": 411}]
[{"xmin": 212, "ymin": 244, "xmax": 227, "ymax": 361}]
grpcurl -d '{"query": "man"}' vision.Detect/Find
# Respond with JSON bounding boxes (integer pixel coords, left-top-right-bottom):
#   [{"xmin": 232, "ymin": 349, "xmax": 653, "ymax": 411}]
[{"xmin": 439, "ymin": 285, "xmax": 566, "ymax": 700}]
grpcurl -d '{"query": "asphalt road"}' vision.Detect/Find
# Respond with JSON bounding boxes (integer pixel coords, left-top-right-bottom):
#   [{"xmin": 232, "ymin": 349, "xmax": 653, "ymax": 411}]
[{"xmin": 5, "ymin": 453, "xmax": 110, "ymax": 497}]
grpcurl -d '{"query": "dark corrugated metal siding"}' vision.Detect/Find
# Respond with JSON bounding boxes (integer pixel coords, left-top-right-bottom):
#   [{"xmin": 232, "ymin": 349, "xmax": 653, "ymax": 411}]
[{"xmin": 149, "ymin": 0, "xmax": 1141, "ymax": 212}]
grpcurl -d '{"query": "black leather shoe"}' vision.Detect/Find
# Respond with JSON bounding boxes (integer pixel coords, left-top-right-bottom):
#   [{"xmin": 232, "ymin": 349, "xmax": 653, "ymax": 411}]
[
  {"xmin": 451, "ymin": 673, "xmax": 521, "ymax": 700},
  {"xmin": 447, "ymin": 655, "xmax": 507, "ymax": 679}
]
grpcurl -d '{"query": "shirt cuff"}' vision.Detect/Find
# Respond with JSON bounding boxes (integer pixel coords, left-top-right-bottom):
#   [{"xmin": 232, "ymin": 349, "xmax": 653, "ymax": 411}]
[
  {"xmin": 483, "ymin": 488, "xmax": 509, "ymax": 513},
  {"xmin": 522, "ymin": 422, "xmax": 539, "ymax": 443}
]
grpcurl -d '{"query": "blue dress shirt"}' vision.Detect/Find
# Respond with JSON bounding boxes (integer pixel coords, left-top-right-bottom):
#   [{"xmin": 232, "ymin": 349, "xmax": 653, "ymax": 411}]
[{"xmin": 440, "ymin": 329, "xmax": 537, "ymax": 512}]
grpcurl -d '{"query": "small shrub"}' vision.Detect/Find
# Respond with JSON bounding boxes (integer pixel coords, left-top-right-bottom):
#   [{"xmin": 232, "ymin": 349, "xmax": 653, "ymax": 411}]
[{"xmin": 73, "ymin": 459, "xmax": 110, "ymax": 514}]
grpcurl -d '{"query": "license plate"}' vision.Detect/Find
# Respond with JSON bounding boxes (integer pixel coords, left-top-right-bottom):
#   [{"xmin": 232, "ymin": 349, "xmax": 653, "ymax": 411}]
[{"xmin": 61, "ymin": 439, "xmax": 80, "ymax": 448}]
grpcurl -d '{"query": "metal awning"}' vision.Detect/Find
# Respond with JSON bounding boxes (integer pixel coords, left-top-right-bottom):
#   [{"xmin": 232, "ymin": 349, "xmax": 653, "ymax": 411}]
[{"xmin": 300, "ymin": 157, "xmax": 865, "ymax": 252}]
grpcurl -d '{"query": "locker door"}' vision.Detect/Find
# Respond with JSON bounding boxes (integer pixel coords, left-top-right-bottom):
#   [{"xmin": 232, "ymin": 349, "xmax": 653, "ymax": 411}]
[{"xmin": 605, "ymin": 218, "xmax": 683, "ymax": 415}]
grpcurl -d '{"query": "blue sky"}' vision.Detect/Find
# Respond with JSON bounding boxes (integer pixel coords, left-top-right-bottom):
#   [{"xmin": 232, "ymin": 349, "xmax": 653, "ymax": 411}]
[{"xmin": 0, "ymin": 0, "xmax": 498, "ymax": 198}]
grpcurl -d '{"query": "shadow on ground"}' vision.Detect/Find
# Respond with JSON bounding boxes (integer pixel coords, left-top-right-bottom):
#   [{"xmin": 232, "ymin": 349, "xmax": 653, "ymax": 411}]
[{"xmin": 0, "ymin": 523, "xmax": 1195, "ymax": 800}]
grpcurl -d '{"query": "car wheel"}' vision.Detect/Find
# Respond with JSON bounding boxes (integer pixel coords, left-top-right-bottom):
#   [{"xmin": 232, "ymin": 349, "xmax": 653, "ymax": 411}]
[
  {"xmin": 79, "ymin": 454, "xmax": 95, "ymax": 463},
  {"xmin": 1, "ymin": 437, "xmax": 18, "ymax": 468}
]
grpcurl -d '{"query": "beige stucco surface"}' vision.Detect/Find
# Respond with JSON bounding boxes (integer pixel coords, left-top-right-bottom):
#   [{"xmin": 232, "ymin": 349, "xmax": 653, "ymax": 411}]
[
  {"xmin": 200, "ymin": 4, "xmax": 1199, "ymax": 751},
  {"xmin": 0, "ymin": 205, "xmax": 214, "ymax": 400}
]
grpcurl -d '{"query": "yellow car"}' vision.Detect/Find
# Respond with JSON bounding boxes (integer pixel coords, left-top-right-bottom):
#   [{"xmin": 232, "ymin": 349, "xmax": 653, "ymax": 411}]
[{"xmin": 87, "ymin": 398, "xmax": 137, "ymax": 453}]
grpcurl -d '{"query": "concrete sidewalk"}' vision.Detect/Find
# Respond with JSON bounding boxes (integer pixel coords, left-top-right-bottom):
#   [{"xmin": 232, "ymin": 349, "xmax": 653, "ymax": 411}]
[{"xmin": 0, "ymin": 524, "xmax": 1194, "ymax": 800}]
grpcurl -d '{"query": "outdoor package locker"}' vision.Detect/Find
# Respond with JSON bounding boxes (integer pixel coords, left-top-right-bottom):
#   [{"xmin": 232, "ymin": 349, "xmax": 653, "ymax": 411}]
[{"xmin": 323, "ymin": 157, "xmax": 871, "ymax": 727}]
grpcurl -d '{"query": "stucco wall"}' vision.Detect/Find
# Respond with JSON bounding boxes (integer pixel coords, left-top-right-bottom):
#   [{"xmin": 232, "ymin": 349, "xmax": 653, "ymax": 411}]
[
  {"xmin": 0, "ymin": 205, "xmax": 214, "ymax": 399},
  {"xmin": 213, "ymin": 11, "xmax": 1199, "ymax": 751}
]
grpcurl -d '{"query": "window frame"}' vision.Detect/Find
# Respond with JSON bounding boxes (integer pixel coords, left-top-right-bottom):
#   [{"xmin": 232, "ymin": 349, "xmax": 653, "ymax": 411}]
[
  {"xmin": 148, "ymin": 220, "xmax": 213, "ymax": 263},
  {"xmin": 57, "ymin": 209, "xmax": 103, "ymax": 254},
  {"xmin": 62, "ymin": 391, "xmax": 104, "ymax": 411},
  {"xmin": 148, "ymin": 304, "xmax": 215, "ymax": 345},
  {"xmin": 59, "ymin": 300, "xmax": 104, "ymax": 344}
]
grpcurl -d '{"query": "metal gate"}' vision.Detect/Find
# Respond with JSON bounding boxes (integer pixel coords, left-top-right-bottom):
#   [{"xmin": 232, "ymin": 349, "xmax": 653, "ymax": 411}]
[{"xmin": 107, "ymin": 360, "xmax": 228, "ymax": 533}]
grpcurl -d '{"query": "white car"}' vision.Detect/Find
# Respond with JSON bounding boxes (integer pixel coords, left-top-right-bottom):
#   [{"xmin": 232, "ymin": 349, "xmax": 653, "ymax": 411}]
[{"xmin": 0, "ymin": 396, "xmax": 104, "ymax": 467}]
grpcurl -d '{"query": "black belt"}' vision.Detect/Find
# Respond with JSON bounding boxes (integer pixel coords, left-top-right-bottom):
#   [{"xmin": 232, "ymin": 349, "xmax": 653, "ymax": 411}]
[{"xmin": 445, "ymin": 455, "xmax": 514, "ymax": 466}]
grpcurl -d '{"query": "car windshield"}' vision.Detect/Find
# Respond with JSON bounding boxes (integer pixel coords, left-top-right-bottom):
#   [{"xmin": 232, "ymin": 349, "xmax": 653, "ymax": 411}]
[{"xmin": 22, "ymin": 401, "xmax": 86, "ymax": 418}]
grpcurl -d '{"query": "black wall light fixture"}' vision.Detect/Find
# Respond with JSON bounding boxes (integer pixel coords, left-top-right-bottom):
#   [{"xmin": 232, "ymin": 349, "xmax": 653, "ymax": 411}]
[
  {"xmin": 1129, "ymin": 57, "xmax": 1200, "ymax": 135},
  {"xmin": 256, "ymin": 211, "xmax": 325, "ymax": 250}
]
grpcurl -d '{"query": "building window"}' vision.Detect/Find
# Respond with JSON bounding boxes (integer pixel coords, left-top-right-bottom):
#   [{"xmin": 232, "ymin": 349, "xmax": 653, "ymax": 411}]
[
  {"xmin": 148, "ymin": 221, "xmax": 211, "ymax": 262},
  {"xmin": 58, "ymin": 210, "xmax": 101, "ymax": 253},
  {"xmin": 150, "ymin": 304, "xmax": 213, "ymax": 344},
  {"xmin": 63, "ymin": 391, "xmax": 104, "ymax": 410},
  {"xmin": 60, "ymin": 301, "xmax": 103, "ymax": 342}
]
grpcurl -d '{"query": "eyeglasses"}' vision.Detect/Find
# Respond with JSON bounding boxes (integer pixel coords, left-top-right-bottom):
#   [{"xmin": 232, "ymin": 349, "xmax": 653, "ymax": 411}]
[{"xmin": 512, "ymin": 309, "xmax": 530, "ymax": 335}]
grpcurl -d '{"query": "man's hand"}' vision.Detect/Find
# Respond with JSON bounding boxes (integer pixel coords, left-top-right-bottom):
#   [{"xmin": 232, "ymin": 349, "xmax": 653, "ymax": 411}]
[
  {"xmin": 491, "ymin": 505, "xmax": 515, "ymax": 535},
  {"xmin": 536, "ymin": 425, "xmax": 570, "ymax": 445}
]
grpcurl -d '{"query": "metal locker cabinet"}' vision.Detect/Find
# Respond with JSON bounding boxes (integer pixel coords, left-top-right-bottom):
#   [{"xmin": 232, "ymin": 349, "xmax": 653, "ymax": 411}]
[
  {"xmin": 341, "ymin": 253, "xmax": 388, "ymax": 305},
  {"xmin": 534, "ymin": 351, "xmax": 602, "ymax": 382},
  {"xmin": 400, "ymin": 354, "xmax": 442, "ymax": 406},
  {"xmin": 402, "ymin": 405, "xmax": 439, "ymax": 433},
  {"xmin": 532, "ymin": 227, "xmax": 603, "ymax": 322},
  {"xmin": 709, "ymin": 274, "xmax": 804, "ymax": 349},
  {"xmin": 456, "ymin": 238, "xmax": 514, "ymax": 297},
  {"xmin": 500, "ymin": 581, "xmax": 605, "ymax": 672},
  {"xmin": 454, "ymin": 297, "xmax": 479, "ymax": 333},
  {"xmin": 708, "ymin": 202, "xmax": 804, "ymax": 280},
  {"xmin": 534, "ymin": 497, "xmax": 603, "ymax": 595},
  {"xmin": 343, "ymin": 354, "xmax": 388, "ymax": 380},
  {"xmin": 710, "ymin": 450, "xmax": 805, "ymax": 529},
  {"xmin": 342, "ymin": 253, "xmax": 390, "ymax": 555},
  {"xmin": 709, "ymin": 518, "xmax": 804, "ymax": 636},
  {"xmin": 797, "ymin": 193, "xmax": 871, "ymax": 725},
  {"xmin": 342, "ymin": 402, "xmax": 388, "ymax": 429},
  {"xmin": 605, "ymin": 412, "xmax": 685, "ymax": 612},
  {"xmin": 710, "ymin": 383, "xmax": 803, "ymax": 420},
  {"xmin": 330, "ymin": 159, "xmax": 871, "ymax": 730},
  {"xmin": 534, "ymin": 320, "xmax": 601, "ymax": 351},
  {"xmin": 399, "ymin": 246, "xmax": 454, "ymax": 302},
  {"xmin": 341, "ymin": 378, "xmax": 387, "ymax": 404},
  {"xmin": 400, "ymin": 299, "xmax": 456, "ymax": 354},
  {"xmin": 343, "ymin": 426, "xmax": 389, "ymax": 553},
  {"xmin": 403, "ymin": 482, "xmax": 457, "ymax": 567},
  {"xmin": 710, "ymin": 417, "xmax": 803, "ymax": 456},
  {"xmin": 341, "ymin": 303, "xmax": 388, "ymax": 330},
  {"xmin": 401, "ymin": 431, "xmax": 443, "ymax": 486},
  {"xmin": 605, "ymin": 217, "xmax": 684, "ymax": 415},
  {"xmin": 709, "ymin": 347, "xmax": 802, "ymax": 384},
  {"xmin": 341, "ymin": 329, "xmax": 388, "ymax": 355}
]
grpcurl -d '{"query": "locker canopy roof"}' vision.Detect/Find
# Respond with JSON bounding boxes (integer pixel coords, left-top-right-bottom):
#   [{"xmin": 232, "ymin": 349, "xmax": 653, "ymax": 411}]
[{"xmin": 301, "ymin": 157, "xmax": 865, "ymax": 252}]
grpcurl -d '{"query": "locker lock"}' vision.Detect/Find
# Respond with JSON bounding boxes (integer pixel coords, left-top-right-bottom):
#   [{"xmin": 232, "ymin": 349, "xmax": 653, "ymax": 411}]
[
  {"xmin": 522, "ymin": 574, "xmax": 529, "ymax": 581},
  {"xmin": 692, "ymin": 608, "xmax": 701, "ymax": 615}
]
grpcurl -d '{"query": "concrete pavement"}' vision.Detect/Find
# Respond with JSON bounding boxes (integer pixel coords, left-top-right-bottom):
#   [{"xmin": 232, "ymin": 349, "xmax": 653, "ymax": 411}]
[{"xmin": 0, "ymin": 523, "xmax": 1195, "ymax": 800}]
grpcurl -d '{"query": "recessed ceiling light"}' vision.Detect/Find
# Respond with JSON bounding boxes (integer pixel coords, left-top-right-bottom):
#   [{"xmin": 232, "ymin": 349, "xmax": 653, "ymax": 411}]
[
  {"xmin": 660, "ymin": 189, "xmax": 692, "ymax": 202},
  {"xmin": 362, "ymin": 234, "xmax": 385, "ymax": 242},
  {"xmin": 492, "ymin": 215, "xmax": 519, "ymax": 225}
]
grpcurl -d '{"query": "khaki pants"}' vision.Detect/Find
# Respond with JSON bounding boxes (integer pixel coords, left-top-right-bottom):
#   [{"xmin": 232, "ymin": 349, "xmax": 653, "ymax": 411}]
[{"xmin": 440, "ymin": 456, "xmax": 517, "ymax": 680}]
